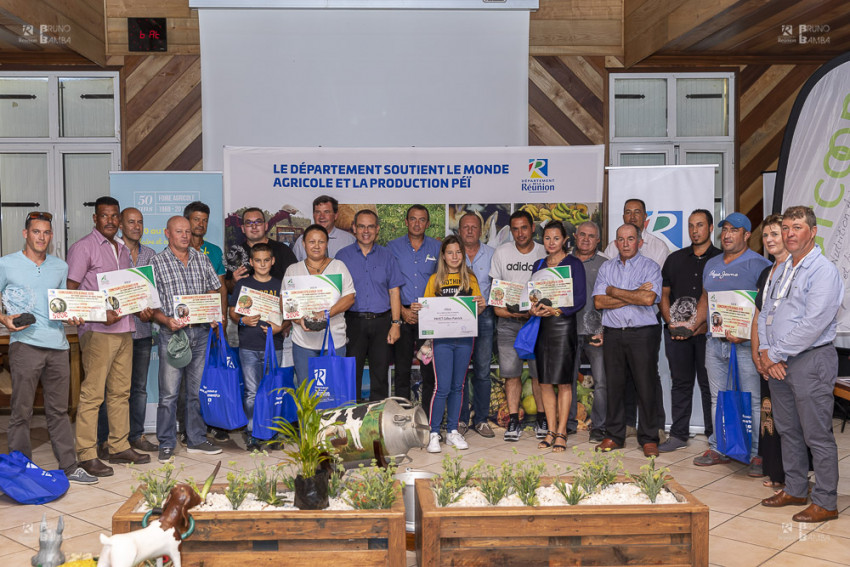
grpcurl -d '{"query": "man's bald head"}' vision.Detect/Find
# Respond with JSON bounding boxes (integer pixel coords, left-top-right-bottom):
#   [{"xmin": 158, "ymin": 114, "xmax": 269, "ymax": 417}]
[
  {"xmin": 165, "ymin": 216, "xmax": 191, "ymax": 253},
  {"xmin": 120, "ymin": 207, "xmax": 145, "ymax": 245}
]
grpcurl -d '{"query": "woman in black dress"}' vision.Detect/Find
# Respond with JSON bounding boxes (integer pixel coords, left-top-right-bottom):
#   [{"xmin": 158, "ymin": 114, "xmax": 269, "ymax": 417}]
[{"xmin": 529, "ymin": 221, "xmax": 586, "ymax": 452}]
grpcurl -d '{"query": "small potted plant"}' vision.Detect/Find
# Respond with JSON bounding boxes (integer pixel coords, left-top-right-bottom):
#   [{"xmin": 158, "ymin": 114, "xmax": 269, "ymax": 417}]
[{"xmin": 269, "ymin": 379, "xmax": 334, "ymax": 510}]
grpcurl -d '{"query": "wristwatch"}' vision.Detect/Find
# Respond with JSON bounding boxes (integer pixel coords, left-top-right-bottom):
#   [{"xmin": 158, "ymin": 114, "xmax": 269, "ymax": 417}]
[{"xmin": 392, "ymin": 319, "xmax": 403, "ymax": 325}]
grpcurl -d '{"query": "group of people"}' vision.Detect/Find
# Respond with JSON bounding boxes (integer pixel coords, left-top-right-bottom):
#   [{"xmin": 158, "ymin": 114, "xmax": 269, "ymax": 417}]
[{"xmin": 1, "ymin": 195, "xmax": 844, "ymax": 523}]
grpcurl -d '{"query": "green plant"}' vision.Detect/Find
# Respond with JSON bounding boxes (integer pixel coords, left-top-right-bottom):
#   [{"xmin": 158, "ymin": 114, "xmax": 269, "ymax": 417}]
[
  {"xmin": 344, "ymin": 459, "xmax": 401, "ymax": 510},
  {"xmin": 280, "ymin": 473, "xmax": 296, "ymax": 492},
  {"xmin": 440, "ymin": 453, "xmax": 480, "ymax": 489},
  {"xmin": 249, "ymin": 451, "xmax": 283, "ymax": 506},
  {"xmin": 574, "ymin": 448, "xmax": 621, "ymax": 495},
  {"xmin": 511, "ymin": 456, "xmax": 546, "ymax": 506},
  {"xmin": 131, "ymin": 462, "xmax": 183, "ymax": 509},
  {"xmin": 628, "ymin": 457, "xmax": 671, "ymax": 503},
  {"xmin": 550, "ymin": 464, "xmax": 586, "ymax": 505},
  {"xmin": 327, "ymin": 457, "xmax": 346, "ymax": 499},
  {"xmin": 478, "ymin": 461, "xmax": 514, "ymax": 505},
  {"xmin": 268, "ymin": 378, "xmax": 334, "ymax": 479},
  {"xmin": 225, "ymin": 462, "xmax": 251, "ymax": 509}
]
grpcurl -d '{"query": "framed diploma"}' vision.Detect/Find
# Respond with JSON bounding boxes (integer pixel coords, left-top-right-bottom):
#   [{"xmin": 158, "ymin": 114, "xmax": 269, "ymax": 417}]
[
  {"xmin": 173, "ymin": 293, "xmax": 222, "ymax": 325},
  {"xmin": 234, "ymin": 287, "xmax": 283, "ymax": 326},
  {"xmin": 707, "ymin": 290, "xmax": 757, "ymax": 339},
  {"xmin": 417, "ymin": 296, "xmax": 478, "ymax": 339},
  {"xmin": 528, "ymin": 266, "xmax": 573, "ymax": 308},
  {"xmin": 97, "ymin": 266, "xmax": 161, "ymax": 316},
  {"xmin": 48, "ymin": 289, "xmax": 107, "ymax": 322},
  {"xmin": 281, "ymin": 274, "xmax": 343, "ymax": 320}
]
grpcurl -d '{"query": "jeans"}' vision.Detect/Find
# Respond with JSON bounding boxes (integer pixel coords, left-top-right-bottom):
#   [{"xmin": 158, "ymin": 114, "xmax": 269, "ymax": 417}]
[
  {"xmin": 461, "ymin": 307, "xmax": 494, "ymax": 426},
  {"xmin": 705, "ymin": 337, "xmax": 760, "ymax": 459},
  {"xmin": 568, "ymin": 334, "xmax": 607, "ymax": 433},
  {"xmin": 157, "ymin": 326, "xmax": 209, "ymax": 449},
  {"xmin": 239, "ymin": 347, "xmax": 283, "ymax": 432},
  {"xmin": 292, "ymin": 342, "xmax": 347, "ymax": 387},
  {"xmin": 664, "ymin": 329, "xmax": 712, "ymax": 441},
  {"xmin": 429, "ymin": 337, "xmax": 474, "ymax": 434}
]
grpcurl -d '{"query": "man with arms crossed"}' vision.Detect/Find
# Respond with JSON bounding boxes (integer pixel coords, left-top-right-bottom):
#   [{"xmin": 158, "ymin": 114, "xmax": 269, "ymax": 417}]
[
  {"xmin": 0, "ymin": 212, "xmax": 95, "ymax": 485},
  {"xmin": 387, "ymin": 205, "xmax": 441, "ymax": 409},
  {"xmin": 593, "ymin": 224, "xmax": 663, "ymax": 457},
  {"xmin": 68, "ymin": 196, "xmax": 149, "ymax": 477},
  {"xmin": 337, "ymin": 210, "xmax": 404, "ymax": 402},
  {"xmin": 758, "ymin": 206, "xmax": 843, "ymax": 523},
  {"xmin": 457, "ymin": 211, "xmax": 496, "ymax": 438},
  {"xmin": 490, "ymin": 210, "xmax": 545, "ymax": 442},
  {"xmin": 658, "ymin": 209, "xmax": 720, "ymax": 452},
  {"xmin": 693, "ymin": 212, "xmax": 770, "ymax": 473},
  {"xmin": 292, "ymin": 195, "xmax": 356, "ymax": 261}
]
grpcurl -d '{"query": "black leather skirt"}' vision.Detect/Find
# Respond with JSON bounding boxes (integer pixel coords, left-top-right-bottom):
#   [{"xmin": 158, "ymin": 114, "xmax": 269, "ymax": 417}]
[{"xmin": 535, "ymin": 314, "xmax": 577, "ymax": 385}]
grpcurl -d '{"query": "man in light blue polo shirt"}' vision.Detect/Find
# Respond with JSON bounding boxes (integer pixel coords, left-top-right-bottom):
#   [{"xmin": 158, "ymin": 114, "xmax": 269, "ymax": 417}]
[
  {"xmin": 0, "ymin": 212, "xmax": 95, "ymax": 485},
  {"xmin": 593, "ymin": 223, "xmax": 663, "ymax": 457},
  {"xmin": 387, "ymin": 205, "xmax": 441, "ymax": 410},
  {"xmin": 457, "ymin": 212, "xmax": 496, "ymax": 437},
  {"xmin": 758, "ymin": 206, "xmax": 844, "ymax": 523},
  {"xmin": 694, "ymin": 212, "xmax": 770, "ymax": 472}
]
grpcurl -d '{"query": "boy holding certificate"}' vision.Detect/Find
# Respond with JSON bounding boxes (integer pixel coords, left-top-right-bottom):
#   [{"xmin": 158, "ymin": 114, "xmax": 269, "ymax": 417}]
[{"xmin": 228, "ymin": 243, "xmax": 288, "ymax": 451}]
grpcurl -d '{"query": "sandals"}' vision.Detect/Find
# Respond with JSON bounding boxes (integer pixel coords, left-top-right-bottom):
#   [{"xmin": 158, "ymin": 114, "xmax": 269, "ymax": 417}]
[
  {"xmin": 538, "ymin": 432, "xmax": 556, "ymax": 449},
  {"xmin": 763, "ymin": 480, "xmax": 785, "ymax": 488},
  {"xmin": 553, "ymin": 433, "xmax": 568, "ymax": 453}
]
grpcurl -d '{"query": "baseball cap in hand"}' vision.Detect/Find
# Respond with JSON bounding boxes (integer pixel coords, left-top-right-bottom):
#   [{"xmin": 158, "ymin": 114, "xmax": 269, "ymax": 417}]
[
  {"xmin": 165, "ymin": 330, "xmax": 191, "ymax": 368},
  {"xmin": 718, "ymin": 212, "xmax": 751, "ymax": 232}
]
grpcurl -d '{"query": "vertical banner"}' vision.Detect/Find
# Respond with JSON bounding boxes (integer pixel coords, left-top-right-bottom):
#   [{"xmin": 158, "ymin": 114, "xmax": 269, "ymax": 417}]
[
  {"xmin": 774, "ymin": 52, "xmax": 850, "ymax": 334},
  {"xmin": 110, "ymin": 171, "xmax": 224, "ymax": 431},
  {"xmin": 762, "ymin": 171, "xmax": 777, "ymax": 220},
  {"xmin": 607, "ymin": 165, "xmax": 716, "ymax": 252}
]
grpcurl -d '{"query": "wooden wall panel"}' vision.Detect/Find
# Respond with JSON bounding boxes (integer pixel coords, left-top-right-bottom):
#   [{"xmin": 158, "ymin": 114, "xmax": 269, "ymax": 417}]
[
  {"xmin": 528, "ymin": 56, "xmax": 607, "ymax": 146},
  {"xmin": 122, "ymin": 54, "xmax": 202, "ymax": 171},
  {"xmin": 531, "ymin": 0, "xmax": 623, "ymax": 57}
]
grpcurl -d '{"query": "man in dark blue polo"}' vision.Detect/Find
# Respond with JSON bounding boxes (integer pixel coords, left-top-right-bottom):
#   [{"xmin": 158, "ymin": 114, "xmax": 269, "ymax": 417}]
[
  {"xmin": 387, "ymin": 205, "xmax": 441, "ymax": 410},
  {"xmin": 337, "ymin": 209, "xmax": 404, "ymax": 402}
]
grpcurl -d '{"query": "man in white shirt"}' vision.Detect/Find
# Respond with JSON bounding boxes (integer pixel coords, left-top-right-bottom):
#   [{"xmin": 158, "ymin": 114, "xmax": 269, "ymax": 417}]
[
  {"xmin": 291, "ymin": 195, "xmax": 355, "ymax": 260},
  {"xmin": 604, "ymin": 198, "xmax": 669, "ymax": 268}
]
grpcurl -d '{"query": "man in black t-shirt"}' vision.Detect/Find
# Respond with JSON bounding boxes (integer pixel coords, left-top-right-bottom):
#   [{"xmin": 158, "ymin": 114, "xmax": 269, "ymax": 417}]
[
  {"xmin": 658, "ymin": 209, "xmax": 721, "ymax": 452},
  {"xmin": 225, "ymin": 208, "xmax": 297, "ymax": 293}
]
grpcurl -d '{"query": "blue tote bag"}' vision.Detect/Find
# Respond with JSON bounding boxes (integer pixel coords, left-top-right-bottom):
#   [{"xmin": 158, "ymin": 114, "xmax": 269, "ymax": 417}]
[
  {"xmin": 0, "ymin": 451, "xmax": 69, "ymax": 504},
  {"xmin": 252, "ymin": 327, "xmax": 296, "ymax": 440},
  {"xmin": 199, "ymin": 322, "xmax": 248, "ymax": 430},
  {"xmin": 308, "ymin": 313, "xmax": 356, "ymax": 410},
  {"xmin": 513, "ymin": 316, "xmax": 540, "ymax": 360},
  {"xmin": 715, "ymin": 343, "xmax": 752, "ymax": 463}
]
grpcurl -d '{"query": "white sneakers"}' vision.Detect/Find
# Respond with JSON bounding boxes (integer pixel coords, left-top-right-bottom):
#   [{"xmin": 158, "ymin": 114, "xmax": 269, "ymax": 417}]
[
  {"xmin": 427, "ymin": 432, "xmax": 441, "ymax": 453},
  {"xmin": 446, "ymin": 430, "xmax": 469, "ymax": 450},
  {"xmin": 427, "ymin": 430, "xmax": 469, "ymax": 452}
]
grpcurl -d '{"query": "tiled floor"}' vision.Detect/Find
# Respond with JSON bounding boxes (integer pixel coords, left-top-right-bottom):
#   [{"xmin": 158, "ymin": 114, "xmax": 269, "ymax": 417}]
[{"xmin": 2, "ymin": 415, "xmax": 850, "ymax": 566}]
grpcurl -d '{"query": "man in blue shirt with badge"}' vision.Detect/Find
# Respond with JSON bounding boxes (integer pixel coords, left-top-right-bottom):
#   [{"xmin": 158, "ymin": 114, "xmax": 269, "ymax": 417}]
[
  {"xmin": 694, "ymin": 212, "xmax": 770, "ymax": 473},
  {"xmin": 758, "ymin": 206, "xmax": 844, "ymax": 523},
  {"xmin": 387, "ymin": 205, "xmax": 441, "ymax": 409},
  {"xmin": 593, "ymin": 223, "xmax": 663, "ymax": 457},
  {"xmin": 0, "ymin": 212, "xmax": 95, "ymax": 485},
  {"xmin": 337, "ymin": 209, "xmax": 404, "ymax": 402},
  {"xmin": 457, "ymin": 211, "xmax": 496, "ymax": 437}
]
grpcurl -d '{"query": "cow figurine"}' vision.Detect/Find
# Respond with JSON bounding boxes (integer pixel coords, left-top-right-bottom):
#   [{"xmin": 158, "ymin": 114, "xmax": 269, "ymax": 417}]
[{"xmin": 97, "ymin": 484, "xmax": 201, "ymax": 567}]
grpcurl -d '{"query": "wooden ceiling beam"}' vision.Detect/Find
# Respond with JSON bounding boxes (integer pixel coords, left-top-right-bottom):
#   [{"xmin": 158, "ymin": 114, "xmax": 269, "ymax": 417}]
[{"xmin": 0, "ymin": 0, "xmax": 106, "ymax": 67}]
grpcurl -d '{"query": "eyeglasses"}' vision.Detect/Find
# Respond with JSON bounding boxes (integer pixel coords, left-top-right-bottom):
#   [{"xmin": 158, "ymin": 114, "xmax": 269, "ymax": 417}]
[
  {"xmin": 243, "ymin": 220, "xmax": 265, "ymax": 227},
  {"xmin": 25, "ymin": 211, "xmax": 53, "ymax": 227}
]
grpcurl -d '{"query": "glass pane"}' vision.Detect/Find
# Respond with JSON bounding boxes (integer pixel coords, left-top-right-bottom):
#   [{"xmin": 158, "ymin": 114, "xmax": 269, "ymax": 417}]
[
  {"xmin": 59, "ymin": 78, "xmax": 115, "ymax": 137},
  {"xmin": 0, "ymin": 78, "xmax": 49, "ymax": 137},
  {"xmin": 613, "ymin": 78, "xmax": 667, "ymax": 138},
  {"xmin": 64, "ymin": 153, "xmax": 112, "ymax": 250},
  {"xmin": 619, "ymin": 152, "xmax": 667, "ymax": 167},
  {"xmin": 0, "ymin": 153, "xmax": 50, "ymax": 257},
  {"xmin": 677, "ymin": 79, "xmax": 729, "ymax": 137},
  {"xmin": 684, "ymin": 151, "xmax": 724, "ymax": 229}
]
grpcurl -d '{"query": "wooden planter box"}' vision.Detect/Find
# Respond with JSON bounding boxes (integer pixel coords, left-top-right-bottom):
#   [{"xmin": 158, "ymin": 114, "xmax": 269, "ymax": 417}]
[
  {"xmin": 415, "ymin": 477, "xmax": 709, "ymax": 567},
  {"xmin": 112, "ymin": 483, "xmax": 406, "ymax": 567}
]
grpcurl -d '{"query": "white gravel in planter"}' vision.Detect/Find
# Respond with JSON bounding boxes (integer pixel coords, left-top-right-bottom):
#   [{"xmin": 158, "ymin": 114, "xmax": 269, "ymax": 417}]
[
  {"xmin": 579, "ymin": 483, "xmax": 678, "ymax": 505},
  {"xmin": 135, "ymin": 491, "xmax": 356, "ymax": 512},
  {"xmin": 435, "ymin": 483, "xmax": 677, "ymax": 507},
  {"xmin": 446, "ymin": 487, "xmax": 490, "ymax": 508}
]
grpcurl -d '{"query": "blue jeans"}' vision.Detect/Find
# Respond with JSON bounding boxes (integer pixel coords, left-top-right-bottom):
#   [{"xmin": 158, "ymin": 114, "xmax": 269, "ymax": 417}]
[
  {"xmin": 461, "ymin": 307, "xmax": 494, "ymax": 426},
  {"xmin": 157, "ymin": 327, "xmax": 209, "ymax": 449},
  {"xmin": 97, "ymin": 336, "xmax": 154, "ymax": 444},
  {"xmin": 568, "ymin": 334, "xmax": 607, "ymax": 433},
  {"xmin": 292, "ymin": 342, "xmax": 346, "ymax": 387},
  {"xmin": 705, "ymin": 337, "xmax": 761, "ymax": 459},
  {"xmin": 430, "ymin": 337, "xmax": 474, "ymax": 434},
  {"xmin": 239, "ymin": 347, "xmax": 283, "ymax": 433}
]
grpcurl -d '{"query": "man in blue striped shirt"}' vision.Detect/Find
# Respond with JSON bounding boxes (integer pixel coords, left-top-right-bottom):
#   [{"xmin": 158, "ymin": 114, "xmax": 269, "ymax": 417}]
[{"xmin": 592, "ymin": 223, "xmax": 663, "ymax": 457}]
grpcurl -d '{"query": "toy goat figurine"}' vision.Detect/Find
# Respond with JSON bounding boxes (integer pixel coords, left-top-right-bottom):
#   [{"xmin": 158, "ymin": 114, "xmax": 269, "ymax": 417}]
[
  {"xmin": 31, "ymin": 514, "xmax": 64, "ymax": 567},
  {"xmin": 97, "ymin": 483, "xmax": 201, "ymax": 567}
]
